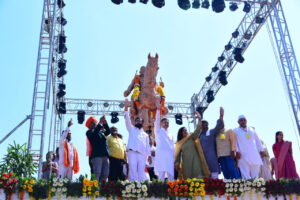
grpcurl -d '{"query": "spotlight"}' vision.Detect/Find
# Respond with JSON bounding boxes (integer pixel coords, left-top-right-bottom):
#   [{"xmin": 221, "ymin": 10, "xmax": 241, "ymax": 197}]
[
  {"xmin": 129, "ymin": 0, "xmax": 136, "ymax": 3},
  {"xmin": 227, "ymin": 59, "xmax": 234, "ymax": 68},
  {"xmin": 178, "ymin": 0, "xmax": 191, "ymax": 10},
  {"xmin": 168, "ymin": 105, "xmax": 174, "ymax": 110},
  {"xmin": 232, "ymin": 30, "xmax": 239, "ymax": 38},
  {"xmin": 229, "ymin": 2, "xmax": 238, "ymax": 11},
  {"xmin": 140, "ymin": 0, "xmax": 149, "ymax": 3},
  {"xmin": 152, "ymin": 0, "xmax": 165, "ymax": 8},
  {"xmin": 243, "ymin": 2, "xmax": 251, "ymax": 13},
  {"xmin": 218, "ymin": 70, "xmax": 228, "ymax": 86},
  {"xmin": 206, "ymin": 90, "xmax": 214, "ymax": 103},
  {"xmin": 58, "ymin": 102, "xmax": 66, "ymax": 114},
  {"xmin": 119, "ymin": 103, "xmax": 124, "ymax": 108},
  {"xmin": 58, "ymin": 58, "xmax": 66, "ymax": 68},
  {"xmin": 212, "ymin": 0, "xmax": 225, "ymax": 13},
  {"xmin": 57, "ymin": 68, "xmax": 67, "ymax": 78},
  {"xmin": 234, "ymin": 54, "xmax": 245, "ymax": 63},
  {"xmin": 255, "ymin": 16, "xmax": 264, "ymax": 24},
  {"xmin": 233, "ymin": 47, "xmax": 243, "ymax": 55},
  {"xmin": 218, "ymin": 55, "xmax": 225, "ymax": 62},
  {"xmin": 111, "ymin": 0, "xmax": 123, "ymax": 4},
  {"xmin": 87, "ymin": 102, "xmax": 93, "ymax": 107},
  {"xmin": 103, "ymin": 102, "xmax": 109, "ymax": 107},
  {"xmin": 77, "ymin": 110, "xmax": 85, "ymax": 124},
  {"xmin": 57, "ymin": 83, "xmax": 66, "ymax": 98},
  {"xmin": 175, "ymin": 113, "xmax": 183, "ymax": 125},
  {"xmin": 192, "ymin": 0, "xmax": 200, "ymax": 8},
  {"xmin": 212, "ymin": 65, "xmax": 219, "ymax": 72},
  {"xmin": 59, "ymin": 34, "xmax": 66, "ymax": 43},
  {"xmin": 201, "ymin": 0, "xmax": 210, "ymax": 9},
  {"xmin": 57, "ymin": 43, "xmax": 67, "ymax": 54},
  {"xmin": 225, "ymin": 43, "xmax": 232, "ymax": 51},
  {"xmin": 196, "ymin": 106, "xmax": 207, "ymax": 117},
  {"xmin": 111, "ymin": 112, "xmax": 119, "ymax": 124},
  {"xmin": 57, "ymin": 16, "xmax": 67, "ymax": 26},
  {"xmin": 205, "ymin": 75, "xmax": 212, "ymax": 82},
  {"xmin": 57, "ymin": 0, "xmax": 66, "ymax": 8},
  {"xmin": 244, "ymin": 32, "xmax": 252, "ymax": 40}
]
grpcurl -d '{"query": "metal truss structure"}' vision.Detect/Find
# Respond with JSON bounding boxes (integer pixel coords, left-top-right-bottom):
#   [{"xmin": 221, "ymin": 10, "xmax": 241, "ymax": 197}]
[{"xmin": 28, "ymin": 0, "xmax": 300, "ymax": 177}]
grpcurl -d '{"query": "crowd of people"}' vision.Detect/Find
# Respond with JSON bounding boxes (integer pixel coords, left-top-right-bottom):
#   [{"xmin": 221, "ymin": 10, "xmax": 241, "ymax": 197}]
[{"xmin": 41, "ymin": 99, "xmax": 299, "ymax": 182}]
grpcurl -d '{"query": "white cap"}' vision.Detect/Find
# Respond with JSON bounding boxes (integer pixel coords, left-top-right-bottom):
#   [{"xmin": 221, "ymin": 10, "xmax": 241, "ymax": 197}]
[{"xmin": 238, "ymin": 115, "xmax": 246, "ymax": 121}]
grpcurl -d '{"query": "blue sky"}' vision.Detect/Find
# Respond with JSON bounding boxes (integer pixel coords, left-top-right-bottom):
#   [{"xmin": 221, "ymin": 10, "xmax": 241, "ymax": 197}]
[{"xmin": 1, "ymin": 0, "xmax": 300, "ymax": 178}]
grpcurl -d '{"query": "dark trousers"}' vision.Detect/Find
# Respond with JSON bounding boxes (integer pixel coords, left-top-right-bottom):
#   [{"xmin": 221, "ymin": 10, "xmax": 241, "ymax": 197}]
[
  {"xmin": 219, "ymin": 156, "xmax": 240, "ymax": 179},
  {"xmin": 147, "ymin": 167, "xmax": 157, "ymax": 180},
  {"xmin": 108, "ymin": 156, "xmax": 125, "ymax": 181},
  {"xmin": 89, "ymin": 156, "xmax": 94, "ymax": 175}
]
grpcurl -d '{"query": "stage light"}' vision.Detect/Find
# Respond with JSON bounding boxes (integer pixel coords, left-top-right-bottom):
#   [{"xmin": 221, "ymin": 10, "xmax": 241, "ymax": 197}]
[
  {"xmin": 175, "ymin": 113, "xmax": 183, "ymax": 125},
  {"xmin": 178, "ymin": 0, "xmax": 191, "ymax": 10},
  {"xmin": 229, "ymin": 2, "xmax": 238, "ymax": 11},
  {"xmin": 205, "ymin": 75, "xmax": 212, "ymax": 82},
  {"xmin": 119, "ymin": 103, "xmax": 124, "ymax": 108},
  {"xmin": 58, "ymin": 102, "xmax": 66, "ymax": 114},
  {"xmin": 87, "ymin": 102, "xmax": 93, "ymax": 107},
  {"xmin": 152, "ymin": 0, "xmax": 165, "ymax": 8},
  {"xmin": 225, "ymin": 43, "xmax": 232, "ymax": 51},
  {"xmin": 77, "ymin": 110, "xmax": 85, "ymax": 124},
  {"xmin": 243, "ymin": 2, "xmax": 251, "ymax": 13},
  {"xmin": 129, "ymin": 0, "xmax": 136, "ymax": 3},
  {"xmin": 201, "ymin": 0, "xmax": 210, "ymax": 9},
  {"xmin": 168, "ymin": 105, "xmax": 174, "ymax": 110},
  {"xmin": 57, "ymin": 43, "xmax": 67, "ymax": 54},
  {"xmin": 244, "ymin": 32, "xmax": 252, "ymax": 40},
  {"xmin": 192, "ymin": 0, "xmax": 200, "ymax": 8},
  {"xmin": 57, "ymin": 0, "xmax": 65, "ymax": 8},
  {"xmin": 233, "ymin": 47, "xmax": 243, "ymax": 55},
  {"xmin": 57, "ymin": 16, "xmax": 67, "ymax": 26},
  {"xmin": 57, "ymin": 83, "xmax": 66, "ymax": 98},
  {"xmin": 255, "ymin": 16, "xmax": 264, "ymax": 24},
  {"xmin": 111, "ymin": 0, "xmax": 123, "ymax": 4},
  {"xmin": 196, "ymin": 106, "xmax": 207, "ymax": 117},
  {"xmin": 234, "ymin": 54, "xmax": 245, "ymax": 63},
  {"xmin": 206, "ymin": 90, "xmax": 214, "ymax": 103},
  {"xmin": 232, "ymin": 30, "xmax": 239, "ymax": 38},
  {"xmin": 104, "ymin": 102, "xmax": 109, "ymax": 107},
  {"xmin": 218, "ymin": 70, "xmax": 228, "ymax": 86},
  {"xmin": 140, "ymin": 0, "xmax": 149, "ymax": 4},
  {"xmin": 58, "ymin": 58, "xmax": 66, "ymax": 68},
  {"xmin": 212, "ymin": 0, "xmax": 225, "ymax": 13},
  {"xmin": 218, "ymin": 55, "xmax": 225, "ymax": 62},
  {"xmin": 59, "ymin": 34, "xmax": 66, "ymax": 43},
  {"xmin": 111, "ymin": 112, "xmax": 119, "ymax": 124},
  {"xmin": 57, "ymin": 68, "xmax": 67, "ymax": 78},
  {"xmin": 212, "ymin": 65, "xmax": 219, "ymax": 72}
]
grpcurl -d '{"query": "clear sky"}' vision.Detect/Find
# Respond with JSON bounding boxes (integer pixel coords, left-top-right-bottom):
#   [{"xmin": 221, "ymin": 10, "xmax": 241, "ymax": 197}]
[{"xmin": 1, "ymin": 0, "xmax": 300, "ymax": 179}]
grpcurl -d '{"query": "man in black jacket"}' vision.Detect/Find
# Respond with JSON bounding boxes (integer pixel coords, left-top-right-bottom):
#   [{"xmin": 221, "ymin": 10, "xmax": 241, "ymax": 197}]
[{"xmin": 86, "ymin": 115, "xmax": 111, "ymax": 181}]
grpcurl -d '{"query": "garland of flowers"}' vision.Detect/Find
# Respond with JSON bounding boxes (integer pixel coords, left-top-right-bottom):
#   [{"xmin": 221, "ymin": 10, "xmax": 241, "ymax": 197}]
[
  {"xmin": 82, "ymin": 178, "xmax": 100, "ymax": 199},
  {"xmin": 121, "ymin": 180, "xmax": 148, "ymax": 199}
]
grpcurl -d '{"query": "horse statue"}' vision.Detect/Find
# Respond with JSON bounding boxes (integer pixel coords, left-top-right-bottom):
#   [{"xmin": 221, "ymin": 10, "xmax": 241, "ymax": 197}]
[{"xmin": 124, "ymin": 53, "xmax": 167, "ymax": 132}]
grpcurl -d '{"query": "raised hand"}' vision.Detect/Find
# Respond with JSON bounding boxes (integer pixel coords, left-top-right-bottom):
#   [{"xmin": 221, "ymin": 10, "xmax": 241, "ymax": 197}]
[
  {"xmin": 220, "ymin": 107, "xmax": 224, "ymax": 117},
  {"xmin": 100, "ymin": 116, "xmax": 107, "ymax": 124},
  {"xmin": 124, "ymin": 98, "xmax": 129, "ymax": 109},
  {"xmin": 68, "ymin": 119, "xmax": 73, "ymax": 127},
  {"xmin": 195, "ymin": 111, "xmax": 202, "ymax": 121}
]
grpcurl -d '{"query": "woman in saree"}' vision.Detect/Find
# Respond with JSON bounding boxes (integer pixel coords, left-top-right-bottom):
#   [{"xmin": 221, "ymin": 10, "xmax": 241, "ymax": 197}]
[
  {"xmin": 174, "ymin": 111, "xmax": 210, "ymax": 179},
  {"xmin": 272, "ymin": 131, "xmax": 299, "ymax": 179}
]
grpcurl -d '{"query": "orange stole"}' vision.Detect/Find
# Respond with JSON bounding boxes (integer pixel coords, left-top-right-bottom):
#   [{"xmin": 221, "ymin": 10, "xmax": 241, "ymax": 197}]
[{"xmin": 64, "ymin": 141, "xmax": 79, "ymax": 174}]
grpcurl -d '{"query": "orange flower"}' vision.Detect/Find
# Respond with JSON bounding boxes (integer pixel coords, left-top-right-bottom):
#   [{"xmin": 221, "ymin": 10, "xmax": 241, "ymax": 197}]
[
  {"xmin": 168, "ymin": 189, "xmax": 171, "ymax": 193},
  {"xmin": 175, "ymin": 185, "xmax": 179, "ymax": 190},
  {"xmin": 184, "ymin": 192, "xmax": 188, "ymax": 196},
  {"xmin": 175, "ymin": 192, "xmax": 178, "ymax": 196},
  {"xmin": 184, "ymin": 185, "xmax": 188, "ymax": 190},
  {"xmin": 170, "ymin": 184, "xmax": 174, "ymax": 189},
  {"xmin": 180, "ymin": 185, "xmax": 184, "ymax": 189},
  {"xmin": 174, "ymin": 188, "xmax": 178, "ymax": 193},
  {"xmin": 178, "ymin": 180, "xmax": 182, "ymax": 184},
  {"xmin": 168, "ymin": 192, "xmax": 172, "ymax": 196},
  {"xmin": 179, "ymin": 189, "xmax": 182, "ymax": 193},
  {"xmin": 168, "ymin": 181, "xmax": 173, "ymax": 186},
  {"xmin": 179, "ymin": 193, "xmax": 183, "ymax": 196},
  {"xmin": 184, "ymin": 180, "xmax": 188, "ymax": 184}
]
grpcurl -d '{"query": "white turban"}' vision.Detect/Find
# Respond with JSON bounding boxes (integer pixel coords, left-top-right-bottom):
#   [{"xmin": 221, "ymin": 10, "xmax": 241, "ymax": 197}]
[{"xmin": 238, "ymin": 115, "xmax": 246, "ymax": 121}]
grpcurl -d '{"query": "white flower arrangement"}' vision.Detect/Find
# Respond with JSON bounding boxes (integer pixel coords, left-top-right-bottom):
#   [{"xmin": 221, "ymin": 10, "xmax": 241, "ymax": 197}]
[
  {"xmin": 50, "ymin": 177, "xmax": 69, "ymax": 197},
  {"xmin": 121, "ymin": 181, "xmax": 148, "ymax": 199}
]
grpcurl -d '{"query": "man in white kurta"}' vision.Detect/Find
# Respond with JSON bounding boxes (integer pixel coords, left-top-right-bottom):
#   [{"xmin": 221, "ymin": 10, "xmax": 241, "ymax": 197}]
[
  {"xmin": 124, "ymin": 99, "xmax": 151, "ymax": 181},
  {"xmin": 154, "ymin": 109, "xmax": 175, "ymax": 180},
  {"xmin": 233, "ymin": 115, "xmax": 265, "ymax": 179}
]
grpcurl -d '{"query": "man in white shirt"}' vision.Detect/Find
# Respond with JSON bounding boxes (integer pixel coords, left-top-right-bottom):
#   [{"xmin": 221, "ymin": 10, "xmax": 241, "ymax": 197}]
[
  {"xmin": 124, "ymin": 99, "xmax": 151, "ymax": 181},
  {"xmin": 58, "ymin": 119, "xmax": 79, "ymax": 179},
  {"xmin": 154, "ymin": 101, "xmax": 175, "ymax": 180},
  {"xmin": 146, "ymin": 136, "xmax": 157, "ymax": 180},
  {"xmin": 233, "ymin": 115, "xmax": 265, "ymax": 179}
]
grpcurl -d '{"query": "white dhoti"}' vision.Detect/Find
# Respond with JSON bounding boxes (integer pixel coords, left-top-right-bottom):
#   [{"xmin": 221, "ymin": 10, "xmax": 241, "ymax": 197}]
[
  {"xmin": 128, "ymin": 151, "xmax": 146, "ymax": 181},
  {"xmin": 58, "ymin": 164, "xmax": 73, "ymax": 179},
  {"xmin": 238, "ymin": 158, "xmax": 260, "ymax": 179}
]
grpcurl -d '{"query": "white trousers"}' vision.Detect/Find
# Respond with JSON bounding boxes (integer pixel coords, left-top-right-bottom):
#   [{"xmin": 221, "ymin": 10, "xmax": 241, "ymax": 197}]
[
  {"xmin": 211, "ymin": 172, "xmax": 219, "ymax": 179},
  {"xmin": 157, "ymin": 171, "xmax": 174, "ymax": 181},
  {"xmin": 58, "ymin": 164, "xmax": 73, "ymax": 179},
  {"xmin": 238, "ymin": 159, "xmax": 260, "ymax": 179},
  {"xmin": 127, "ymin": 151, "xmax": 146, "ymax": 181}
]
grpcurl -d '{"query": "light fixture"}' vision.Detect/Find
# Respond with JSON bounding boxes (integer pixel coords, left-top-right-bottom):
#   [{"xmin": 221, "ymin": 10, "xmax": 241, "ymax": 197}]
[
  {"xmin": 218, "ymin": 70, "xmax": 228, "ymax": 86},
  {"xmin": 178, "ymin": 0, "xmax": 191, "ymax": 10},
  {"xmin": 57, "ymin": 68, "xmax": 67, "ymax": 78},
  {"xmin": 255, "ymin": 16, "xmax": 264, "ymax": 24},
  {"xmin": 218, "ymin": 55, "xmax": 225, "ymax": 62},
  {"xmin": 227, "ymin": 59, "xmax": 234, "ymax": 68},
  {"xmin": 152, "ymin": 0, "xmax": 165, "ymax": 8},
  {"xmin": 129, "ymin": 0, "xmax": 136, "ymax": 3},
  {"xmin": 205, "ymin": 75, "xmax": 212, "ymax": 82},
  {"xmin": 243, "ymin": 2, "xmax": 251, "ymax": 13},
  {"xmin": 58, "ymin": 102, "xmax": 66, "ymax": 114},
  {"xmin": 232, "ymin": 30, "xmax": 239, "ymax": 38},
  {"xmin": 196, "ymin": 106, "xmax": 207, "ymax": 117},
  {"xmin": 233, "ymin": 48, "xmax": 244, "ymax": 63},
  {"xmin": 225, "ymin": 43, "xmax": 232, "ymax": 51},
  {"xmin": 192, "ymin": 0, "xmax": 200, "ymax": 8},
  {"xmin": 140, "ymin": 0, "xmax": 149, "ymax": 4},
  {"xmin": 201, "ymin": 0, "xmax": 210, "ymax": 9},
  {"xmin": 103, "ymin": 102, "xmax": 109, "ymax": 107},
  {"xmin": 111, "ymin": 112, "xmax": 119, "ymax": 124},
  {"xmin": 175, "ymin": 113, "xmax": 183, "ymax": 125},
  {"xmin": 111, "ymin": 0, "xmax": 123, "ymax": 4},
  {"xmin": 206, "ymin": 90, "xmax": 214, "ymax": 103},
  {"xmin": 57, "ymin": 83, "xmax": 66, "ymax": 98},
  {"xmin": 77, "ymin": 110, "xmax": 85, "ymax": 124},
  {"xmin": 244, "ymin": 31, "xmax": 252, "ymax": 40},
  {"xmin": 212, "ymin": 65, "xmax": 219, "ymax": 72},
  {"xmin": 168, "ymin": 105, "xmax": 174, "ymax": 110},
  {"xmin": 212, "ymin": 0, "xmax": 225, "ymax": 13},
  {"xmin": 57, "ymin": 16, "xmax": 67, "ymax": 26},
  {"xmin": 119, "ymin": 103, "xmax": 124, "ymax": 108},
  {"xmin": 57, "ymin": 0, "xmax": 66, "ymax": 8},
  {"xmin": 57, "ymin": 59, "xmax": 67, "ymax": 78},
  {"xmin": 229, "ymin": 2, "xmax": 238, "ymax": 11},
  {"xmin": 87, "ymin": 102, "xmax": 93, "ymax": 107}
]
